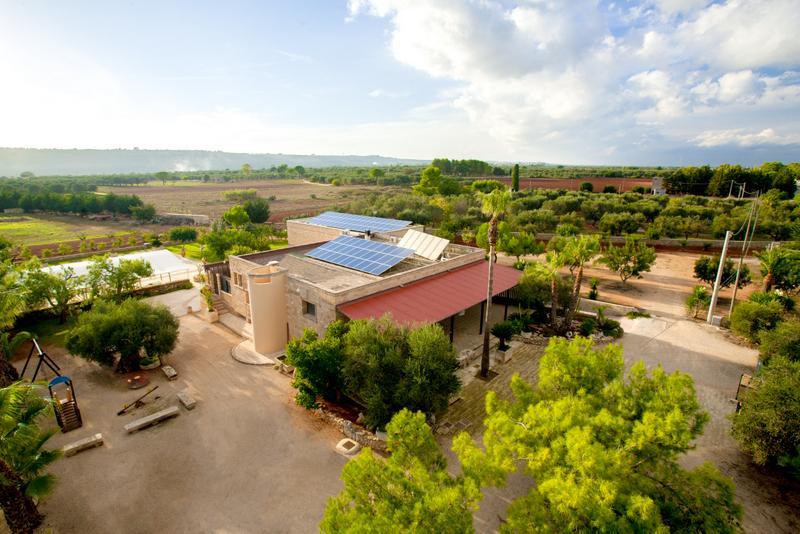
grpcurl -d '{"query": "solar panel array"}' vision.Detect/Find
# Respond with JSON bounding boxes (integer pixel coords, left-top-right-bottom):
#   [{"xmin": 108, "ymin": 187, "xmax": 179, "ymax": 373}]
[
  {"xmin": 306, "ymin": 235, "xmax": 414, "ymax": 275},
  {"xmin": 397, "ymin": 229, "xmax": 450, "ymax": 261},
  {"xmin": 305, "ymin": 211, "xmax": 411, "ymax": 233}
]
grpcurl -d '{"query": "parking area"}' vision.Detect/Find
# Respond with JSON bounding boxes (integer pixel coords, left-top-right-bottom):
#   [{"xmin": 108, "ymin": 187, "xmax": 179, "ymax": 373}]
[{"xmin": 32, "ymin": 314, "xmax": 345, "ymax": 534}]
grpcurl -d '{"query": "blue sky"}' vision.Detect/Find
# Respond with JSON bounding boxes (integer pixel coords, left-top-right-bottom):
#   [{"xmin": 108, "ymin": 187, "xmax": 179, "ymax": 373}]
[{"xmin": 1, "ymin": 0, "xmax": 799, "ymax": 165}]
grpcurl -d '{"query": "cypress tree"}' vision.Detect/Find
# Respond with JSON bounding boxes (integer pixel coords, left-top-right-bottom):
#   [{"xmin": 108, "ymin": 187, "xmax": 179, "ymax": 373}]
[{"xmin": 512, "ymin": 163, "xmax": 520, "ymax": 192}]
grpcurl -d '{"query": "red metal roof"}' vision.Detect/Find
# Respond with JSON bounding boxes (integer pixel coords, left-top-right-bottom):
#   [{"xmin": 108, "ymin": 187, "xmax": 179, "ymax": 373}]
[{"xmin": 338, "ymin": 260, "xmax": 522, "ymax": 325}]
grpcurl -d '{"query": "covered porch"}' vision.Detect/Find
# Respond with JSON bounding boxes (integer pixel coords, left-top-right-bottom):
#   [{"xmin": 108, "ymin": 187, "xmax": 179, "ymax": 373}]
[{"xmin": 337, "ymin": 260, "xmax": 523, "ymax": 352}]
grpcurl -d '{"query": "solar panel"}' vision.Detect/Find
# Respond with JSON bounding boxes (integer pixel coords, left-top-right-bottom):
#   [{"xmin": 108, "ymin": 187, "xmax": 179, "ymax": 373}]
[
  {"xmin": 305, "ymin": 211, "xmax": 412, "ymax": 233},
  {"xmin": 306, "ymin": 235, "xmax": 414, "ymax": 275},
  {"xmin": 397, "ymin": 229, "xmax": 449, "ymax": 261}
]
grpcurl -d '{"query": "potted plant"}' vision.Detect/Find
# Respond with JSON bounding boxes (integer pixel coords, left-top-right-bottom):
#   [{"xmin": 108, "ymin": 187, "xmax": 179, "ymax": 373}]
[
  {"xmin": 201, "ymin": 285, "xmax": 219, "ymax": 323},
  {"xmin": 491, "ymin": 320, "xmax": 521, "ymax": 363}
]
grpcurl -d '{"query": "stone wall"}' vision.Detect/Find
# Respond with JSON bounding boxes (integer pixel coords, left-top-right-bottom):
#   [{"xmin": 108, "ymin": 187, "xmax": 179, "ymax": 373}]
[{"xmin": 313, "ymin": 408, "xmax": 387, "ymax": 454}]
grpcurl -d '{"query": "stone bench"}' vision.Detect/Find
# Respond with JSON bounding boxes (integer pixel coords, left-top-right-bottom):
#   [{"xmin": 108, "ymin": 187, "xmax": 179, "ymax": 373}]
[
  {"xmin": 177, "ymin": 390, "xmax": 196, "ymax": 410},
  {"xmin": 162, "ymin": 365, "xmax": 178, "ymax": 381},
  {"xmin": 124, "ymin": 406, "xmax": 180, "ymax": 433},
  {"xmin": 62, "ymin": 433, "xmax": 104, "ymax": 457}
]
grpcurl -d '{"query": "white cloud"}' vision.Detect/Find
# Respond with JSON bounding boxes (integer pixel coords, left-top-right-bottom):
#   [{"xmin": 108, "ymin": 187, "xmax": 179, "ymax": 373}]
[
  {"xmin": 368, "ymin": 88, "xmax": 407, "ymax": 98},
  {"xmin": 348, "ymin": 0, "xmax": 800, "ymax": 162},
  {"xmin": 692, "ymin": 128, "xmax": 800, "ymax": 147}
]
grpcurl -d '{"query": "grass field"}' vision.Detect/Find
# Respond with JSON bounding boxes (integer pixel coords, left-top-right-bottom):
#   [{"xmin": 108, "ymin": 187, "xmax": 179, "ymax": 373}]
[
  {"xmin": 0, "ymin": 214, "xmax": 171, "ymax": 248},
  {"xmin": 166, "ymin": 239, "xmax": 289, "ymax": 261},
  {"xmin": 101, "ymin": 179, "xmax": 395, "ymax": 220}
]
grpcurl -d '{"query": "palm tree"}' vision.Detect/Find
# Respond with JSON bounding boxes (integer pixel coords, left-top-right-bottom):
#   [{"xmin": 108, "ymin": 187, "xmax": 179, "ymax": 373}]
[
  {"xmin": 480, "ymin": 189, "xmax": 511, "ymax": 378},
  {"xmin": 561, "ymin": 235, "xmax": 600, "ymax": 329},
  {"xmin": 0, "ymin": 262, "xmax": 27, "ymax": 387},
  {"xmin": 755, "ymin": 247, "xmax": 785, "ymax": 292},
  {"xmin": 0, "ymin": 383, "xmax": 61, "ymax": 533}
]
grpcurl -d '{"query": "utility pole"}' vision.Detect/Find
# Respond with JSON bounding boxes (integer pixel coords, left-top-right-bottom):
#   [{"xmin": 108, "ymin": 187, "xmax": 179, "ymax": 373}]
[
  {"xmin": 729, "ymin": 195, "xmax": 759, "ymax": 315},
  {"xmin": 707, "ymin": 230, "xmax": 733, "ymax": 324},
  {"xmin": 727, "ymin": 180, "xmax": 735, "ymax": 198}
]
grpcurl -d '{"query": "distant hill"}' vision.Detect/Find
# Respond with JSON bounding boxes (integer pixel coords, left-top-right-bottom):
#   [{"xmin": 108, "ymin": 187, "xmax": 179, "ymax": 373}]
[{"xmin": 0, "ymin": 148, "xmax": 428, "ymax": 176}]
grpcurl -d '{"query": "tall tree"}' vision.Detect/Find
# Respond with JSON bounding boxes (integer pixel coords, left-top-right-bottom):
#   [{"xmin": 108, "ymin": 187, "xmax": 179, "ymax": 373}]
[
  {"xmin": 454, "ymin": 337, "xmax": 742, "ymax": 532},
  {"xmin": 0, "ymin": 383, "xmax": 61, "ymax": 534},
  {"xmin": 511, "ymin": 163, "xmax": 520, "ymax": 192},
  {"xmin": 223, "ymin": 205, "xmax": 250, "ymax": 228},
  {"xmin": 479, "ymin": 189, "xmax": 511, "ymax": 378},
  {"xmin": 321, "ymin": 409, "xmax": 480, "ymax": 533},
  {"xmin": 23, "ymin": 261, "xmax": 81, "ymax": 324},
  {"xmin": 240, "ymin": 163, "xmax": 252, "ymax": 177}
]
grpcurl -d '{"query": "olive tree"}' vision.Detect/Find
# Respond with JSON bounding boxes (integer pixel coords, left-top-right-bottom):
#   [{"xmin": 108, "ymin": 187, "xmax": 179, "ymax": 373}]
[
  {"xmin": 66, "ymin": 299, "xmax": 179, "ymax": 373},
  {"xmin": 599, "ymin": 235, "xmax": 657, "ymax": 284}
]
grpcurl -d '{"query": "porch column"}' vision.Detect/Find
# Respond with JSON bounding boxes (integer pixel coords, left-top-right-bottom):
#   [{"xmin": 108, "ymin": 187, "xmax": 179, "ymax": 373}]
[{"xmin": 449, "ymin": 315, "xmax": 455, "ymax": 343}]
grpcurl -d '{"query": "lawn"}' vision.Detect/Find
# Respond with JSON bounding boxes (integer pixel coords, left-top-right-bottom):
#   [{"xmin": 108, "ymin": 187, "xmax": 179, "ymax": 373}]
[
  {"xmin": 166, "ymin": 242, "xmax": 205, "ymax": 260},
  {"xmin": 0, "ymin": 214, "xmax": 128, "ymax": 246}
]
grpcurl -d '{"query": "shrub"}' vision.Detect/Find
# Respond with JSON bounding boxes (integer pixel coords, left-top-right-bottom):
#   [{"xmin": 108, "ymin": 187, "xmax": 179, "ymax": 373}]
[
  {"xmin": 507, "ymin": 312, "xmax": 533, "ymax": 332},
  {"xmin": 595, "ymin": 307, "xmax": 623, "ymax": 338},
  {"xmin": 579, "ymin": 182, "xmax": 593, "ymax": 192},
  {"xmin": 748, "ymin": 290, "xmax": 795, "ymax": 312},
  {"xmin": 579, "ymin": 318, "xmax": 596, "ymax": 336},
  {"xmin": 200, "ymin": 285, "xmax": 215, "ymax": 311},
  {"xmin": 491, "ymin": 321, "xmax": 518, "ymax": 350},
  {"xmin": 686, "ymin": 285, "xmax": 711, "ymax": 318},
  {"xmin": 626, "ymin": 310, "xmax": 651, "ymax": 319},
  {"xmin": 729, "ymin": 300, "xmax": 783, "ymax": 343},
  {"xmin": 602, "ymin": 185, "xmax": 618, "ymax": 193},
  {"xmin": 169, "ymin": 226, "xmax": 198, "ymax": 243},
  {"xmin": 731, "ymin": 357, "xmax": 800, "ymax": 466},
  {"xmin": 632, "ymin": 186, "xmax": 647, "ymax": 194},
  {"xmin": 694, "ymin": 255, "xmax": 751, "ymax": 288},
  {"xmin": 759, "ymin": 320, "xmax": 800, "ymax": 363}
]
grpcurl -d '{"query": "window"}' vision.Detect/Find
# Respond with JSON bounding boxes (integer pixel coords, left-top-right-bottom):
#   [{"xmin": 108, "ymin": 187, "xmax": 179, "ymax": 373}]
[
  {"xmin": 302, "ymin": 300, "xmax": 316, "ymax": 319},
  {"xmin": 220, "ymin": 277, "xmax": 231, "ymax": 294},
  {"xmin": 233, "ymin": 273, "xmax": 243, "ymax": 287}
]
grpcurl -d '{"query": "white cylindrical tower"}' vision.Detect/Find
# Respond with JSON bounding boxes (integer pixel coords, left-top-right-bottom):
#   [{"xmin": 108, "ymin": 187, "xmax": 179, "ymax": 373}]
[{"xmin": 247, "ymin": 264, "xmax": 288, "ymax": 355}]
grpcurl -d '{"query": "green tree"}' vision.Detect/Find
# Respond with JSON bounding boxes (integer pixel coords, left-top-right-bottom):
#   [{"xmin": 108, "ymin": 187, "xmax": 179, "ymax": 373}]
[
  {"xmin": 241, "ymin": 163, "xmax": 252, "ymax": 176},
  {"xmin": 579, "ymin": 181, "xmax": 593, "ymax": 192},
  {"xmin": 86, "ymin": 256, "xmax": 153, "ymax": 303},
  {"xmin": 413, "ymin": 165, "xmax": 443, "ymax": 196},
  {"xmin": 341, "ymin": 317, "xmax": 459, "ymax": 429},
  {"xmin": 756, "ymin": 247, "xmax": 800, "ymax": 292},
  {"xmin": 511, "ymin": 163, "xmax": 520, "ymax": 192},
  {"xmin": 130, "ymin": 203, "xmax": 156, "ymax": 222},
  {"xmin": 759, "ymin": 320, "xmax": 800, "ymax": 363},
  {"xmin": 223, "ymin": 205, "xmax": 250, "ymax": 227},
  {"xmin": 731, "ymin": 357, "xmax": 800, "ymax": 467},
  {"xmin": 155, "ymin": 171, "xmax": 170, "ymax": 185},
  {"xmin": 545, "ymin": 234, "xmax": 600, "ymax": 330},
  {"xmin": 454, "ymin": 337, "xmax": 742, "ymax": 533},
  {"xmin": 66, "ymin": 299, "xmax": 179, "ymax": 373},
  {"xmin": 499, "ymin": 232, "xmax": 541, "ymax": 264},
  {"xmin": 686, "ymin": 285, "xmax": 711, "ymax": 319},
  {"xmin": 0, "ymin": 382, "xmax": 61, "ymax": 534},
  {"xmin": 321, "ymin": 409, "xmax": 480, "ymax": 533},
  {"xmin": 23, "ymin": 261, "xmax": 81, "ymax": 324},
  {"xmin": 242, "ymin": 198, "xmax": 270, "ymax": 224},
  {"xmin": 598, "ymin": 211, "xmax": 644, "ymax": 235},
  {"xmin": 368, "ymin": 168, "xmax": 385, "ymax": 178},
  {"xmin": 285, "ymin": 322, "xmax": 346, "ymax": 408},
  {"xmin": 599, "ymin": 235, "xmax": 657, "ymax": 284},
  {"xmin": 479, "ymin": 189, "xmax": 511, "ymax": 378},
  {"xmin": 693, "ymin": 255, "xmax": 750, "ymax": 288},
  {"xmin": 168, "ymin": 226, "xmax": 198, "ymax": 243},
  {"xmin": 0, "ymin": 262, "xmax": 26, "ymax": 387},
  {"xmin": 729, "ymin": 300, "xmax": 783, "ymax": 343}
]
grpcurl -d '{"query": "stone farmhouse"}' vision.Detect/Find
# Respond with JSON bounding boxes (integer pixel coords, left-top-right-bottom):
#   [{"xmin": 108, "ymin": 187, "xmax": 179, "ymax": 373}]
[{"xmin": 204, "ymin": 212, "xmax": 521, "ymax": 356}]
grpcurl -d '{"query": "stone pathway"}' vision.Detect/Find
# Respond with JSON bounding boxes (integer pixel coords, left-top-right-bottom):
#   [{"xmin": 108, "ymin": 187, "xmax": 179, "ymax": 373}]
[{"xmin": 438, "ymin": 339, "xmax": 548, "ymax": 437}]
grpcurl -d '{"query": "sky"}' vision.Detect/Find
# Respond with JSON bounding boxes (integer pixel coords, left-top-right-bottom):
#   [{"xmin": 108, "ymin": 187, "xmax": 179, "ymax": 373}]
[{"xmin": 1, "ymin": 0, "xmax": 799, "ymax": 166}]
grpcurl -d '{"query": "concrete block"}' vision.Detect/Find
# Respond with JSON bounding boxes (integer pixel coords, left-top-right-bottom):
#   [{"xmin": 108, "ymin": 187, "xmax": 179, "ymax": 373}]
[
  {"xmin": 124, "ymin": 406, "xmax": 180, "ymax": 433},
  {"xmin": 335, "ymin": 438, "xmax": 361, "ymax": 456},
  {"xmin": 62, "ymin": 433, "xmax": 103, "ymax": 457},
  {"xmin": 177, "ymin": 390, "xmax": 196, "ymax": 410},
  {"xmin": 162, "ymin": 365, "xmax": 178, "ymax": 380}
]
